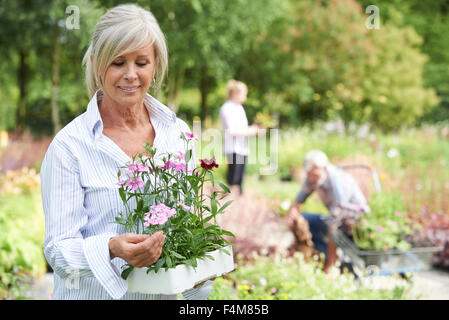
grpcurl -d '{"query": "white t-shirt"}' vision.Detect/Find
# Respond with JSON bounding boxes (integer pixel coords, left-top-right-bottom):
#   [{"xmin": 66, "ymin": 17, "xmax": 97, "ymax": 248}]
[{"xmin": 219, "ymin": 100, "xmax": 249, "ymax": 156}]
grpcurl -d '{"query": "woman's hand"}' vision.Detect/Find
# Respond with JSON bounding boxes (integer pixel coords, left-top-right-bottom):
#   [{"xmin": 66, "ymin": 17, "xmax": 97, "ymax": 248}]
[{"xmin": 108, "ymin": 231, "xmax": 166, "ymax": 268}]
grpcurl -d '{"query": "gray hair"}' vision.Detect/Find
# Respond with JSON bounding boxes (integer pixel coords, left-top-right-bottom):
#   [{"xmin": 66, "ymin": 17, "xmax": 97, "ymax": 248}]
[
  {"xmin": 82, "ymin": 4, "xmax": 168, "ymax": 98},
  {"xmin": 303, "ymin": 150, "xmax": 329, "ymax": 172}
]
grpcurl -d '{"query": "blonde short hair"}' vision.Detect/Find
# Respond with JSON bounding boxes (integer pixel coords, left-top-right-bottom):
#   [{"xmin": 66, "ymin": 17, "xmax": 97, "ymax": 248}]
[
  {"xmin": 82, "ymin": 4, "xmax": 168, "ymax": 98},
  {"xmin": 226, "ymin": 80, "xmax": 247, "ymax": 100}
]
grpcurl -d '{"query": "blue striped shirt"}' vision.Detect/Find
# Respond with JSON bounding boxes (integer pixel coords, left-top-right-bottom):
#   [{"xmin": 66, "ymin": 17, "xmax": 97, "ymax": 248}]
[{"xmin": 40, "ymin": 90, "xmax": 211, "ymax": 300}]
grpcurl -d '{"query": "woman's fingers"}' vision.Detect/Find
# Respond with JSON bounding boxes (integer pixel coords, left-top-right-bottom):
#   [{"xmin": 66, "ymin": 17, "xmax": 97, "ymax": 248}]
[
  {"xmin": 126, "ymin": 232, "xmax": 165, "ymax": 267},
  {"xmin": 132, "ymin": 244, "xmax": 164, "ymax": 267},
  {"xmin": 133, "ymin": 231, "xmax": 165, "ymax": 255},
  {"xmin": 124, "ymin": 233, "xmax": 150, "ymax": 244}
]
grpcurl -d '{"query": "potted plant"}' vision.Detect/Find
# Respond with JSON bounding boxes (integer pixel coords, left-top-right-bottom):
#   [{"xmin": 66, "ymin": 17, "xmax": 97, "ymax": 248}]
[
  {"xmin": 114, "ymin": 132, "xmax": 235, "ymax": 294},
  {"xmin": 334, "ymin": 192, "xmax": 443, "ymax": 275}
]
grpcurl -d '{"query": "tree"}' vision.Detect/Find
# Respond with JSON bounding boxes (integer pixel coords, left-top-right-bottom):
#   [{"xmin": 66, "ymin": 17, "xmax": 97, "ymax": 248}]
[
  {"xmin": 358, "ymin": 0, "xmax": 449, "ymax": 122},
  {"xmin": 237, "ymin": 0, "xmax": 438, "ymax": 130},
  {"xmin": 137, "ymin": 0, "xmax": 286, "ymax": 119}
]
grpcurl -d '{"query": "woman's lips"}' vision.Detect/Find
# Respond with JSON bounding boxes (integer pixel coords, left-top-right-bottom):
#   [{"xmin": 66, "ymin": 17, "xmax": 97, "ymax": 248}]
[{"xmin": 118, "ymin": 86, "xmax": 140, "ymax": 93}]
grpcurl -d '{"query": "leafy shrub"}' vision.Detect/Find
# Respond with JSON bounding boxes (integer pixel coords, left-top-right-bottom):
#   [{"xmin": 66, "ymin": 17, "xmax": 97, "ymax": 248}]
[
  {"xmin": 0, "ymin": 169, "xmax": 46, "ymax": 299},
  {"xmin": 353, "ymin": 192, "xmax": 417, "ymax": 251}
]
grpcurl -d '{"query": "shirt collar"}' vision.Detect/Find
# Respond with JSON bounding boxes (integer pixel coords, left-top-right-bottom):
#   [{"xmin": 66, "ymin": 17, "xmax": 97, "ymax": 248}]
[{"xmin": 85, "ymin": 89, "xmax": 177, "ymax": 139}]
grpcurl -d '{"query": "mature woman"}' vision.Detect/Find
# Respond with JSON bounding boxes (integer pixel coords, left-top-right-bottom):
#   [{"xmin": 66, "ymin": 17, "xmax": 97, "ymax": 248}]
[{"xmin": 41, "ymin": 4, "xmax": 210, "ymax": 300}]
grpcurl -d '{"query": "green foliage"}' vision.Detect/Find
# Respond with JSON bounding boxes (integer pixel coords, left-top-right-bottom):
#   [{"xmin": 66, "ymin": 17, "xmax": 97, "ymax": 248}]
[
  {"xmin": 0, "ymin": 190, "xmax": 46, "ymax": 274},
  {"xmin": 0, "ymin": 179, "xmax": 46, "ymax": 299},
  {"xmin": 208, "ymin": 252, "xmax": 412, "ymax": 300},
  {"xmin": 115, "ymin": 137, "xmax": 234, "ymax": 277},
  {"xmin": 358, "ymin": 0, "xmax": 449, "ymax": 123},
  {"xmin": 237, "ymin": 0, "xmax": 438, "ymax": 130},
  {"xmin": 353, "ymin": 192, "xmax": 414, "ymax": 251}
]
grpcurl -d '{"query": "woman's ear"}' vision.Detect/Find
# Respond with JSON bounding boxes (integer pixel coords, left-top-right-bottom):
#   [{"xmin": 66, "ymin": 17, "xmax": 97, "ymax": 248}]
[{"xmin": 90, "ymin": 54, "xmax": 94, "ymax": 64}]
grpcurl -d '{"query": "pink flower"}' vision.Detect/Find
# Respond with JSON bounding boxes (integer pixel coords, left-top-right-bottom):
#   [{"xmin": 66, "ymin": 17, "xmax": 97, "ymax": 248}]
[
  {"xmin": 160, "ymin": 161, "xmax": 176, "ymax": 170},
  {"xmin": 126, "ymin": 178, "xmax": 144, "ymax": 191},
  {"xmin": 390, "ymin": 221, "xmax": 398, "ymax": 228},
  {"xmin": 431, "ymin": 213, "xmax": 438, "ymax": 220},
  {"xmin": 177, "ymin": 201, "xmax": 190, "ymax": 212},
  {"xmin": 188, "ymin": 169, "xmax": 200, "ymax": 176},
  {"xmin": 395, "ymin": 211, "xmax": 401, "ymax": 217},
  {"xmin": 175, "ymin": 151, "xmax": 185, "ymax": 161},
  {"xmin": 128, "ymin": 163, "xmax": 138, "ymax": 172},
  {"xmin": 421, "ymin": 205, "xmax": 427, "ymax": 213},
  {"xmin": 144, "ymin": 204, "xmax": 176, "ymax": 227},
  {"xmin": 138, "ymin": 164, "xmax": 149, "ymax": 173},
  {"xmin": 174, "ymin": 162, "xmax": 186, "ymax": 173},
  {"xmin": 116, "ymin": 180, "xmax": 126, "ymax": 186},
  {"xmin": 376, "ymin": 226, "xmax": 383, "ymax": 232},
  {"xmin": 185, "ymin": 132, "xmax": 195, "ymax": 139},
  {"xmin": 361, "ymin": 220, "xmax": 367, "ymax": 226}
]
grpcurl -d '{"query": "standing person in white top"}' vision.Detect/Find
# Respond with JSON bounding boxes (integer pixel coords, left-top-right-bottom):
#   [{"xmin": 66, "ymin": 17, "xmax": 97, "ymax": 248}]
[
  {"xmin": 40, "ymin": 4, "xmax": 210, "ymax": 300},
  {"xmin": 219, "ymin": 80, "xmax": 265, "ymax": 195}
]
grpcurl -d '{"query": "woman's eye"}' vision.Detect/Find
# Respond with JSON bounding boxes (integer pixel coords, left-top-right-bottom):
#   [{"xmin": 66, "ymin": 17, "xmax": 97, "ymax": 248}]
[
  {"xmin": 112, "ymin": 62, "xmax": 124, "ymax": 66},
  {"xmin": 136, "ymin": 62, "xmax": 147, "ymax": 66}
]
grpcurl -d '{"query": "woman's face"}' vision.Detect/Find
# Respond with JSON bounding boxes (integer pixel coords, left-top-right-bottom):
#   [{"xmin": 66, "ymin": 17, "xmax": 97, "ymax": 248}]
[
  {"xmin": 231, "ymin": 88, "xmax": 248, "ymax": 105},
  {"xmin": 102, "ymin": 44, "xmax": 158, "ymax": 108}
]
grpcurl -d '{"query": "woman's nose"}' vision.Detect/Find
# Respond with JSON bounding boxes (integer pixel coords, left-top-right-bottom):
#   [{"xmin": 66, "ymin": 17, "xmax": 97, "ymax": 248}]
[{"xmin": 124, "ymin": 63, "xmax": 138, "ymax": 81}]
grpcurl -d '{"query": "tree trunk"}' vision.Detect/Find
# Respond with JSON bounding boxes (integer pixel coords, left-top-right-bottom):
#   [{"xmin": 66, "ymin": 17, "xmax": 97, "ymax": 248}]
[
  {"xmin": 16, "ymin": 50, "xmax": 27, "ymax": 131},
  {"xmin": 51, "ymin": 23, "xmax": 61, "ymax": 135},
  {"xmin": 199, "ymin": 65, "xmax": 210, "ymax": 121}
]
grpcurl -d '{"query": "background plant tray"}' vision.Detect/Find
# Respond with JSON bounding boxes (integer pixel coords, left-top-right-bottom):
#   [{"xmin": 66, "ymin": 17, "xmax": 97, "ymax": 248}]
[
  {"xmin": 334, "ymin": 229, "xmax": 443, "ymax": 275},
  {"xmin": 127, "ymin": 245, "xmax": 234, "ymax": 295}
]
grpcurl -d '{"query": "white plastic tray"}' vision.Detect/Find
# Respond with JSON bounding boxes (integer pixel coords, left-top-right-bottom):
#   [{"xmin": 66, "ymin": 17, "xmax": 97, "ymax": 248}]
[{"xmin": 127, "ymin": 245, "xmax": 234, "ymax": 295}]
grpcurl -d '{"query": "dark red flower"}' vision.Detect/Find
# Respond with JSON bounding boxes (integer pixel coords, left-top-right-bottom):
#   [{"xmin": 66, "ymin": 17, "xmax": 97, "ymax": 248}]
[{"xmin": 200, "ymin": 156, "xmax": 219, "ymax": 170}]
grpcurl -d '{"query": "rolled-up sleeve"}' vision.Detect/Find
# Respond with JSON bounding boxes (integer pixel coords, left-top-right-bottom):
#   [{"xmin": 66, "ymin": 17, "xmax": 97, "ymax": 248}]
[
  {"xmin": 41, "ymin": 139, "xmax": 127, "ymax": 299},
  {"xmin": 295, "ymin": 180, "xmax": 313, "ymax": 204}
]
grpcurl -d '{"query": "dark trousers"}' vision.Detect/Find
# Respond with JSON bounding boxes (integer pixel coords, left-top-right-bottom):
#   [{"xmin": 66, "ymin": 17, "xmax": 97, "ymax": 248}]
[
  {"xmin": 226, "ymin": 153, "xmax": 247, "ymax": 194},
  {"xmin": 302, "ymin": 213, "xmax": 329, "ymax": 255}
]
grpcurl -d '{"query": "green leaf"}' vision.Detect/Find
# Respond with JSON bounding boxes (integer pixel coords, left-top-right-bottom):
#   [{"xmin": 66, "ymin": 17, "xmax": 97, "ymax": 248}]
[
  {"xmin": 166, "ymin": 255, "xmax": 173, "ymax": 268},
  {"xmin": 119, "ymin": 188, "xmax": 126, "ymax": 204},
  {"xmin": 204, "ymin": 254, "xmax": 215, "ymax": 261},
  {"xmin": 217, "ymin": 181, "xmax": 231, "ymax": 194},
  {"xmin": 217, "ymin": 200, "xmax": 233, "ymax": 214},
  {"xmin": 221, "ymin": 230, "xmax": 235, "ymax": 238},
  {"xmin": 190, "ymin": 257, "xmax": 198, "ymax": 268},
  {"xmin": 169, "ymin": 250, "xmax": 186, "ymax": 260},
  {"xmin": 137, "ymin": 199, "xmax": 143, "ymax": 211},
  {"xmin": 121, "ymin": 265, "xmax": 134, "ymax": 280},
  {"xmin": 211, "ymin": 198, "xmax": 218, "ymax": 215},
  {"xmin": 153, "ymin": 257, "xmax": 165, "ymax": 273},
  {"xmin": 208, "ymin": 171, "xmax": 215, "ymax": 187},
  {"xmin": 185, "ymin": 149, "xmax": 192, "ymax": 164}
]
